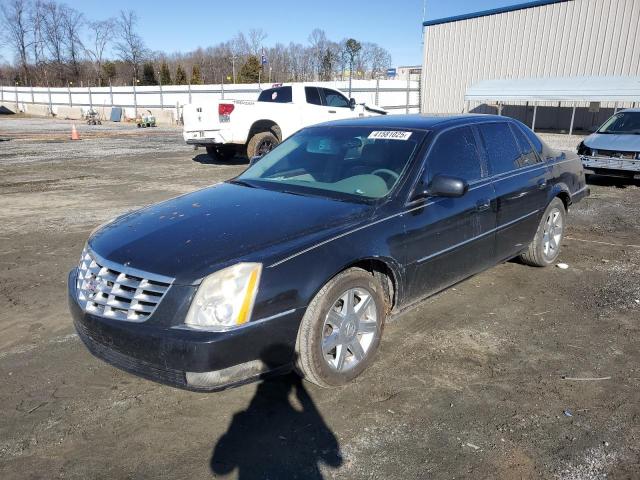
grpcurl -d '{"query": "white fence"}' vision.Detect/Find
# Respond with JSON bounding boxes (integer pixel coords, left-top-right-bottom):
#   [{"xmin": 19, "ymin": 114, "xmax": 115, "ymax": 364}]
[{"xmin": 0, "ymin": 79, "xmax": 421, "ymax": 121}]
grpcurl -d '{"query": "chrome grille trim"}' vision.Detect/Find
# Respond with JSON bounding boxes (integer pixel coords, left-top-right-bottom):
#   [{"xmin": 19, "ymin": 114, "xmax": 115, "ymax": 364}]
[{"xmin": 76, "ymin": 247, "xmax": 174, "ymax": 322}]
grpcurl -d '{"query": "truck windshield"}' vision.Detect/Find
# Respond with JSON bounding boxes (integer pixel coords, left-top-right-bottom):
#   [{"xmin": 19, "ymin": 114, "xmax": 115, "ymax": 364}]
[
  {"xmin": 236, "ymin": 126, "xmax": 425, "ymax": 201},
  {"xmin": 598, "ymin": 112, "xmax": 640, "ymax": 134}
]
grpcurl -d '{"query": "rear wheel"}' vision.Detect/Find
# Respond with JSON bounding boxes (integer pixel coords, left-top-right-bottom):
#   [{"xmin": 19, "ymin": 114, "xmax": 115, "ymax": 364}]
[
  {"xmin": 205, "ymin": 145, "xmax": 236, "ymax": 162},
  {"xmin": 295, "ymin": 268, "xmax": 386, "ymax": 388},
  {"xmin": 520, "ymin": 197, "xmax": 566, "ymax": 267},
  {"xmin": 246, "ymin": 131, "xmax": 279, "ymax": 159}
]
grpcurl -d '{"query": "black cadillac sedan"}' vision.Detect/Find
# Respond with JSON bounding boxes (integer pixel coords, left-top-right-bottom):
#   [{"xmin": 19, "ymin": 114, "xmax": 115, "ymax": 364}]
[{"xmin": 69, "ymin": 115, "xmax": 588, "ymax": 391}]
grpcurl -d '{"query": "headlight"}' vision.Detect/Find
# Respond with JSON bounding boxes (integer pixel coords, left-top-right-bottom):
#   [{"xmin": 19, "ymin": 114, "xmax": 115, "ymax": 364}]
[{"xmin": 184, "ymin": 263, "xmax": 262, "ymax": 331}]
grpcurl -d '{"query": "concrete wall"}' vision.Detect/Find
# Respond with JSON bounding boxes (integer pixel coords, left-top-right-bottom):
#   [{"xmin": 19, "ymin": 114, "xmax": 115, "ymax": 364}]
[
  {"xmin": 421, "ymin": 0, "xmax": 640, "ymax": 129},
  {"xmin": 0, "ymin": 79, "xmax": 420, "ymax": 125}
]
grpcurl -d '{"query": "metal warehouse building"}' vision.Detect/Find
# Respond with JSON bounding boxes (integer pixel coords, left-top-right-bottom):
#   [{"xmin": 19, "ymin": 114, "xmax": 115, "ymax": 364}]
[{"xmin": 421, "ymin": 0, "xmax": 640, "ymax": 131}]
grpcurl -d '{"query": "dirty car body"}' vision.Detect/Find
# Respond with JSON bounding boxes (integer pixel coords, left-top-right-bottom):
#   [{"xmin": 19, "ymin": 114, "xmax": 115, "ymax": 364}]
[
  {"xmin": 68, "ymin": 114, "xmax": 588, "ymax": 391},
  {"xmin": 578, "ymin": 109, "xmax": 640, "ymax": 179}
]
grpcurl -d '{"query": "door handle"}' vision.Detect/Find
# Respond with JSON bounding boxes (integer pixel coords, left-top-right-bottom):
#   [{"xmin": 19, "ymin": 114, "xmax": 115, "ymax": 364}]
[
  {"xmin": 537, "ymin": 179, "xmax": 547, "ymax": 190},
  {"xmin": 476, "ymin": 199, "xmax": 491, "ymax": 212},
  {"xmin": 328, "ymin": 110, "xmax": 337, "ymax": 113}
]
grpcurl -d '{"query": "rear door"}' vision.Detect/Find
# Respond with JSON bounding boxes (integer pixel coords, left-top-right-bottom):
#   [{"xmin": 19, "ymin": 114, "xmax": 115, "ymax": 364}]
[
  {"xmin": 401, "ymin": 125, "xmax": 497, "ymax": 302},
  {"xmin": 477, "ymin": 121, "xmax": 550, "ymax": 261}
]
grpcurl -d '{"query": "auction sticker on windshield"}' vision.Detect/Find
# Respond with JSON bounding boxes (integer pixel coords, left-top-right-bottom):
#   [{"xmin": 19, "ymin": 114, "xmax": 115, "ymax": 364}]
[{"xmin": 368, "ymin": 131, "xmax": 413, "ymax": 141}]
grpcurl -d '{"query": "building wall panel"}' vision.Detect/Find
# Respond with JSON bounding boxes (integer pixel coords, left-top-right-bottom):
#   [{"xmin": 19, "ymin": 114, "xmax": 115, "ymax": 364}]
[{"xmin": 422, "ymin": 0, "xmax": 640, "ymax": 114}]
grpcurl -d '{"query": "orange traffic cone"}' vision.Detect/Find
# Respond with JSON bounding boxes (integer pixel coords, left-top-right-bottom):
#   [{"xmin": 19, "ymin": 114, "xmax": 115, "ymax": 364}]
[{"xmin": 71, "ymin": 124, "xmax": 80, "ymax": 141}]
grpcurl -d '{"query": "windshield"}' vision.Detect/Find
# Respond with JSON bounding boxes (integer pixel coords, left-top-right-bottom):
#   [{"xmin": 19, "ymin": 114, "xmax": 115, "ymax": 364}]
[
  {"xmin": 598, "ymin": 112, "xmax": 640, "ymax": 134},
  {"xmin": 236, "ymin": 126, "xmax": 425, "ymax": 201}
]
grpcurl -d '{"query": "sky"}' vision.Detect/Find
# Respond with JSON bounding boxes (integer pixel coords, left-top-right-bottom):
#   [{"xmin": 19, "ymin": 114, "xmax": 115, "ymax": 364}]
[{"xmin": 1, "ymin": 0, "xmax": 527, "ymax": 66}]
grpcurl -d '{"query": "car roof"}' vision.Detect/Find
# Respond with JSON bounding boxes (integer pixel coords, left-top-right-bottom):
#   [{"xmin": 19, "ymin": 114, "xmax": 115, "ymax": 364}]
[
  {"xmin": 315, "ymin": 114, "xmax": 516, "ymax": 131},
  {"xmin": 619, "ymin": 108, "xmax": 640, "ymax": 113}
]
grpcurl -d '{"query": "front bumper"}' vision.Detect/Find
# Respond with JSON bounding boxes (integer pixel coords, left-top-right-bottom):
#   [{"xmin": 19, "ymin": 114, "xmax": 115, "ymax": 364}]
[
  {"xmin": 68, "ymin": 269, "xmax": 302, "ymax": 391},
  {"xmin": 581, "ymin": 155, "xmax": 640, "ymax": 179}
]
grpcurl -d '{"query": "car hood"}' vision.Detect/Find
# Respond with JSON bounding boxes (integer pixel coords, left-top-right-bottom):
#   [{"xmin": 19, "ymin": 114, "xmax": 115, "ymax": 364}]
[
  {"xmin": 584, "ymin": 133, "xmax": 640, "ymax": 152},
  {"xmin": 89, "ymin": 183, "xmax": 372, "ymax": 284}
]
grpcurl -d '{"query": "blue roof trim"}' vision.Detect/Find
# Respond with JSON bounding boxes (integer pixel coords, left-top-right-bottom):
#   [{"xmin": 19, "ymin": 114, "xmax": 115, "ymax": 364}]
[{"xmin": 423, "ymin": 0, "xmax": 570, "ymax": 27}]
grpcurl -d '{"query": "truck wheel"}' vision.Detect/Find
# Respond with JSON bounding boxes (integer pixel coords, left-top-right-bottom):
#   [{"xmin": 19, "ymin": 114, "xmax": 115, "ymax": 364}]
[
  {"xmin": 295, "ymin": 268, "xmax": 386, "ymax": 388},
  {"xmin": 247, "ymin": 131, "xmax": 279, "ymax": 158},
  {"xmin": 520, "ymin": 197, "xmax": 566, "ymax": 267},
  {"xmin": 205, "ymin": 145, "xmax": 236, "ymax": 162}
]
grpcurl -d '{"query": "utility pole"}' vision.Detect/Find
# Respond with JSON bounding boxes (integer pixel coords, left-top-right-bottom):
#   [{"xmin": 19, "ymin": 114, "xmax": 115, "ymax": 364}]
[{"xmin": 231, "ymin": 55, "xmax": 237, "ymax": 84}]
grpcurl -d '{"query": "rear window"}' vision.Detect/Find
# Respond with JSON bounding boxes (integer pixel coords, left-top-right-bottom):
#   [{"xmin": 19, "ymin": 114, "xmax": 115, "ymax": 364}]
[
  {"xmin": 517, "ymin": 123, "xmax": 544, "ymax": 156},
  {"xmin": 258, "ymin": 87, "xmax": 292, "ymax": 103},
  {"xmin": 427, "ymin": 126, "xmax": 484, "ymax": 182},
  {"xmin": 478, "ymin": 123, "xmax": 522, "ymax": 175},
  {"xmin": 509, "ymin": 124, "xmax": 540, "ymax": 167}
]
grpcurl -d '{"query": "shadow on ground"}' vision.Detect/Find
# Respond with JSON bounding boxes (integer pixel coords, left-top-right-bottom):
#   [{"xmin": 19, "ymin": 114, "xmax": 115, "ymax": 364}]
[
  {"xmin": 210, "ymin": 348, "xmax": 342, "ymax": 479},
  {"xmin": 586, "ymin": 174, "xmax": 640, "ymax": 189},
  {"xmin": 193, "ymin": 153, "xmax": 249, "ymax": 166}
]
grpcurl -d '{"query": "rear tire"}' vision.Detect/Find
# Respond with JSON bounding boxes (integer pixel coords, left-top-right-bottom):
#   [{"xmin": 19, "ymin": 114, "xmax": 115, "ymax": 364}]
[
  {"xmin": 246, "ymin": 131, "xmax": 279, "ymax": 159},
  {"xmin": 205, "ymin": 145, "xmax": 236, "ymax": 162},
  {"xmin": 295, "ymin": 268, "xmax": 386, "ymax": 388},
  {"xmin": 520, "ymin": 197, "xmax": 566, "ymax": 267}
]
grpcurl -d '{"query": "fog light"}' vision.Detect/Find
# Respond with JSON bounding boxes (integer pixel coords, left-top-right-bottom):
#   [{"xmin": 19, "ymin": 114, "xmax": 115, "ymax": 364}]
[{"xmin": 186, "ymin": 359, "xmax": 267, "ymax": 388}]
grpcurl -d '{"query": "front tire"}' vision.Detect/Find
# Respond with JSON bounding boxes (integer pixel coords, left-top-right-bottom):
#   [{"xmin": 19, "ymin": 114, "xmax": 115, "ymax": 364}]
[
  {"xmin": 295, "ymin": 268, "xmax": 386, "ymax": 388},
  {"xmin": 520, "ymin": 197, "xmax": 566, "ymax": 267},
  {"xmin": 205, "ymin": 145, "xmax": 236, "ymax": 162}
]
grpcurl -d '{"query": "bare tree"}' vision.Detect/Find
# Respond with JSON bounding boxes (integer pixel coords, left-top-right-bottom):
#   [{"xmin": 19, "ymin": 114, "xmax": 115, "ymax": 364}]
[
  {"xmin": 114, "ymin": 10, "xmax": 147, "ymax": 81},
  {"xmin": 61, "ymin": 5, "xmax": 84, "ymax": 81},
  {"xmin": 85, "ymin": 18, "xmax": 115, "ymax": 85},
  {"xmin": 31, "ymin": 1, "xmax": 47, "ymax": 76},
  {"xmin": 1, "ymin": 0, "xmax": 33, "ymax": 84},
  {"xmin": 248, "ymin": 28, "xmax": 267, "ymax": 56},
  {"xmin": 308, "ymin": 28, "xmax": 327, "ymax": 80},
  {"xmin": 42, "ymin": 1, "xmax": 64, "ymax": 63}
]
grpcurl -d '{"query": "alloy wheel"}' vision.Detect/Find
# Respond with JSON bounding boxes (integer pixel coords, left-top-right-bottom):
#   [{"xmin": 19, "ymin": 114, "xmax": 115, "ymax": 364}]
[{"xmin": 322, "ymin": 287, "xmax": 378, "ymax": 372}]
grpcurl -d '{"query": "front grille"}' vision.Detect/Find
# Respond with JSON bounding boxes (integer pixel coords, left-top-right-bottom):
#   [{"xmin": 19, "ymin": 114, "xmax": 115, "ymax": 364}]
[
  {"xmin": 76, "ymin": 247, "xmax": 173, "ymax": 322},
  {"xmin": 593, "ymin": 149, "xmax": 638, "ymax": 160}
]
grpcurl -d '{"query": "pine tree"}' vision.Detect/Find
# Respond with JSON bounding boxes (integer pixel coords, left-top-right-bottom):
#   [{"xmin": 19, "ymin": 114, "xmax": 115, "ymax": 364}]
[
  {"xmin": 102, "ymin": 62, "xmax": 117, "ymax": 83},
  {"xmin": 159, "ymin": 61, "xmax": 172, "ymax": 85},
  {"xmin": 190, "ymin": 64, "xmax": 203, "ymax": 85},
  {"xmin": 239, "ymin": 55, "xmax": 261, "ymax": 83},
  {"xmin": 141, "ymin": 62, "xmax": 158, "ymax": 85},
  {"xmin": 175, "ymin": 64, "xmax": 187, "ymax": 85}
]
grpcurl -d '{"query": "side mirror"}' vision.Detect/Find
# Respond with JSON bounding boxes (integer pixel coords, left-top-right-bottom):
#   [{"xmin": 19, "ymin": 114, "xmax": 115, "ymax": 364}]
[
  {"xmin": 349, "ymin": 98, "xmax": 357, "ymax": 109},
  {"xmin": 249, "ymin": 155, "xmax": 262, "ymax": 166},
  {"xmin": 414, "ymin": 174, "xmax": 468, "ymax": 200}
]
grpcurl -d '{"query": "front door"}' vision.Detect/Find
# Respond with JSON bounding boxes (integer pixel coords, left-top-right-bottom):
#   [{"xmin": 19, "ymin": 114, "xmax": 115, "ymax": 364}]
[{"xmin": 401, "ymin": 125, "xmax": 497, "ymax": 302}]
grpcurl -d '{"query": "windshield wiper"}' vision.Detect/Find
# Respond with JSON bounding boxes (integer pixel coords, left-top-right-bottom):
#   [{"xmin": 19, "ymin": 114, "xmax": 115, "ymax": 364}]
[{"xmin": 228, "ymin": 179, "xmax": 257, "ymax": 188}]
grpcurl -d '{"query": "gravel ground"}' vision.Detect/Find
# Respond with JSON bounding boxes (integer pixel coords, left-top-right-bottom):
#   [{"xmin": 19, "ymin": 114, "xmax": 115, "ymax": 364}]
[{"xmin": 1, "ymin": 116, "xmax": 639, "ymax": 480}]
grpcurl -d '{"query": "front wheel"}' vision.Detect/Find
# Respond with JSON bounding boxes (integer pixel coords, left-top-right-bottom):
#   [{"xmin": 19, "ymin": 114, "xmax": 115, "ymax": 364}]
[
  {"xmin": 520, "ymin": 197, "xmax": 566, "ymax": 267},
  {"xmin": 295, "ymin": 268, "xmax": 386, "ymax": 388}
]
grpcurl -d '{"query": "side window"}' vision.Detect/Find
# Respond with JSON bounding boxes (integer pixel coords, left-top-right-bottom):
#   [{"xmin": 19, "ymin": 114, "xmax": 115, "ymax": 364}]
[
  {"xmin": 305, "ymin": 87, "xmax": 322, "ymax": 106},
  {"xmin": 257, "ymin": 87, "xmax": 292, "ymax": 103},
  {"xmin": 509, "ymin": 124, "xmax": 540, "ymax": 167},
  {"xmin": 321, "ymin": 88, "xmax": 350, "ymax": 108},
  {"xmin": 518, "ymin": 123, "xmax": 544, "ymax": 156},
  {"xmin": 427, "ymin": 126, "xmax": 483, "ymax": 182},
  {"xmin": 477, "ymin": 123, "xmax": 522, "ymax": 175}
]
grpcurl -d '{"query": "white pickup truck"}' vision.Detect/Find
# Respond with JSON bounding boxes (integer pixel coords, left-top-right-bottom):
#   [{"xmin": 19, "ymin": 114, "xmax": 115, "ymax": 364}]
[{"xmin": 182, "ymin": 84, "xmax": 386, "ymax": 161}]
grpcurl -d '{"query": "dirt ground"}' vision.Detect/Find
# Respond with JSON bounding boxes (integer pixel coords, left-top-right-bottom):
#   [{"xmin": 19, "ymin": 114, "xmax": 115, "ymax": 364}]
[{"xmin": 1, "ymin": 116, "xmax": 639, "ymax": 480}]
